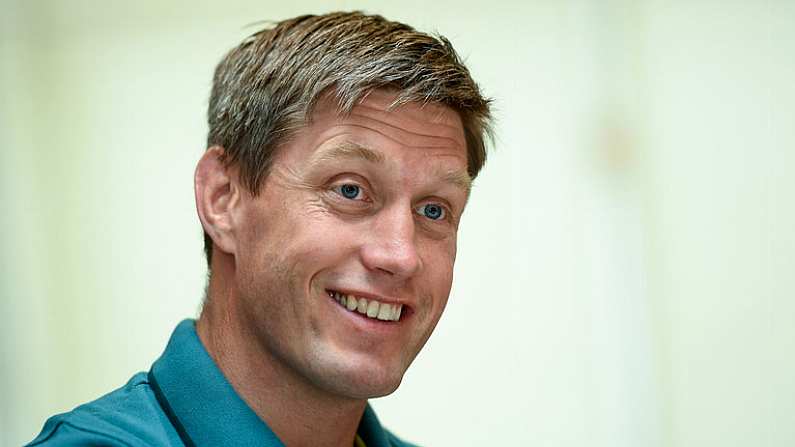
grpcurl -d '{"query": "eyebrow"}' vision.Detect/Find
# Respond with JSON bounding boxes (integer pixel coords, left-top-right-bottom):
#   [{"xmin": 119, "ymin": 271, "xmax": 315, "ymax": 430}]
[
  {"xmin": 308, "ymin": 141, "xmax": 472, "ymax": 193},
  {"xmin": 310, "ymin": 142, "xmax": 385, "ymax": 165},
  {"xmin": 439, "ymin": 168, "xmax": 473, "ymax": 194}
]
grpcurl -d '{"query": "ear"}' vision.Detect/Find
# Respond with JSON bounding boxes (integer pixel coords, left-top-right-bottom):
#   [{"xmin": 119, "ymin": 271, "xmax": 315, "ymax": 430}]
[{"xmin": 194, "ymin": 146, "xmax": 240, "ymax": 256}]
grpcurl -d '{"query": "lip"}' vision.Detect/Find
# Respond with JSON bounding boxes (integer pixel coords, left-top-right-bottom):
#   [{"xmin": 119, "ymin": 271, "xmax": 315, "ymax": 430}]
[
  {"xmin": 323, "ymin": 288, "xmax": 414, "ymax": 331},
  {"xmin": 325, "ymin": 287, "xmax": 413, "ymax": 309}
]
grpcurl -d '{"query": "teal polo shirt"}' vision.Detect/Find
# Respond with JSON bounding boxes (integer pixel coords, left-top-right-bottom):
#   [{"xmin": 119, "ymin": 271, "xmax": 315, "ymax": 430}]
[{"xmin": 27, "ymin": 319, "xmax": 417, "ymax": 446}]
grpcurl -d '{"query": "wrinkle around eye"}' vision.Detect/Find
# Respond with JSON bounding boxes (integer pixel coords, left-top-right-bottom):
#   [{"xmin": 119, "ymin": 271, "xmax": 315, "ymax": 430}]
[
  {"xmin": 303, "ymin": 196, "xmax": 336, "ymax": 218},
  {"xmin": 268, "ymin": 164, "xmax": 322, "ymax": 193}
]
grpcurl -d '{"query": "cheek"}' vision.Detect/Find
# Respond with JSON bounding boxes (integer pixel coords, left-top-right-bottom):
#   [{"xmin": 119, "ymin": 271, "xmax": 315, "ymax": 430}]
[
  {"xmin": 422, "ymin": 235, "xmax": 457, "ymax": 282},
  {"xmin": 239, "ymin": 193, "xmax": 315, "ymax": 256},
  {"xmin": 270, "ymin": 212, "xmax": 363, "ymax": 280},
  {"xmin": 418, "ymin": 242, "xmax": 456, "ymax": 318}
]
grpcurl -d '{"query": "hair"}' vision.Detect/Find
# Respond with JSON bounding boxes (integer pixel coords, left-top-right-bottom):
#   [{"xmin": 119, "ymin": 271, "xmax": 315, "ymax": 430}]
[{"xmin": 203, "ymin": 11, "xmax": 493, "ymax": 266}]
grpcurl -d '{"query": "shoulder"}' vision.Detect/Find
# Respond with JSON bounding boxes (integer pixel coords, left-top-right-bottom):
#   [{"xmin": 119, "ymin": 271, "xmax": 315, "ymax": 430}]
[
  {"xmin": 384, "ymin": 429, "xmax": 422, "ymax": 447},
  {"xmin": 26, "ymin": 372, "xmax": 181, "ymax": 447}
]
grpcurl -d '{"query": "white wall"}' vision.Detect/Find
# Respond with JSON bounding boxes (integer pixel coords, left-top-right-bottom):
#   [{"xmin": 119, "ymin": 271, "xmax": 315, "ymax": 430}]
[
  {"xmin": 641, "ymin": 2, "xmax": 795, "ymax": 445},
  {"xmin": 1, "ymin": 1, "xmax": 791, "ymax": 446}
]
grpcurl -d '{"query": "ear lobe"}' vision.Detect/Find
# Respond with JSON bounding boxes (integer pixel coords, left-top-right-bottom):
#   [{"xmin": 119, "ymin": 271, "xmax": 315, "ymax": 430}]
[{"xmin": 194, "ymin": 146, "xmax": 240, "ymax": 256}]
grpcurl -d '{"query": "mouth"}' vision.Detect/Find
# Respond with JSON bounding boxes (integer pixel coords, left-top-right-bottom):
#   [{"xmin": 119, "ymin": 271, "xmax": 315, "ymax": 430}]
[{"xmin": 326, "ymin": 289, "xmax": 405, "ymax": 323}]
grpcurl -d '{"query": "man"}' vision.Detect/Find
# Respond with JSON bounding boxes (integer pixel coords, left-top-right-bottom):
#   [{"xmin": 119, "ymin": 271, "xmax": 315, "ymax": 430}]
[{"xmin": 28, "ymin": 11, "xmax": 491, "ymax": 447}]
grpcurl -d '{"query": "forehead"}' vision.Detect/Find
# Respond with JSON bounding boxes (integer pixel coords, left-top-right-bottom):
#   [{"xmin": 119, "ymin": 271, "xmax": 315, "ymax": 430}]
[
  {"xmin": 327, "ymin": 90, "xmax": 465, "ymax": 144},
  {"xmin": 280, "ymin": 90, "xmax": 468, "ymax": 167}
]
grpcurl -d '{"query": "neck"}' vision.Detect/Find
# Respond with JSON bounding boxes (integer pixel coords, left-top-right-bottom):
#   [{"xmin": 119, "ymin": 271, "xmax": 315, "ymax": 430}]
[{"xmin": 196, "ymin": 261, "xmax": 366, "ymax": 447}]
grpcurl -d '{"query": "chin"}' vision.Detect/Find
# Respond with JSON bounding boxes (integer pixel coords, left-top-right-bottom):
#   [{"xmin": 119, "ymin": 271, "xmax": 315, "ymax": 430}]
[
  {"xmin": 329, "ymin": 371, "xmax": 404, "ymax": 400},
  {"xmin": 306, "ymin": 352, "xmax": 408, "ymax": 400}
]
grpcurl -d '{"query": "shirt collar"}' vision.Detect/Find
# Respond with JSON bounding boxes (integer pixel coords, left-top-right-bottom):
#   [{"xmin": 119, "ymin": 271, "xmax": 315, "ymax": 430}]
[{"xmin": 150, "ymin": 319, "xmax": 394, "ymax": 447}]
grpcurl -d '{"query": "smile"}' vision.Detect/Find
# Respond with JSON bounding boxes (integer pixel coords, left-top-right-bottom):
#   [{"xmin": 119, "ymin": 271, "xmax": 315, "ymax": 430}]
[{"xmin": 327, "ymin": 290, "xmax": 403, "ymax": 322}]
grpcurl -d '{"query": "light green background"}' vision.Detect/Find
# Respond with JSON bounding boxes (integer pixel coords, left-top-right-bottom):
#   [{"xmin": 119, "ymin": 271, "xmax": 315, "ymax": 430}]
[{"xmin": 1, "ymin": 1, "xmax": 793, "ymax": 446}]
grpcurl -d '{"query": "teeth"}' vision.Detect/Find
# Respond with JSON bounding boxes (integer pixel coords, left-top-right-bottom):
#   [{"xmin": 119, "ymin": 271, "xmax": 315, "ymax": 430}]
[
  {"xmin": 329, "ymin": 291, "xmax": 402, "ymax": 322},
  {"xmin": 377, "ymin": 304, "xmax": 392, "ymax": 321},
  {"xmin": 366, "ymin": 300, "xmax": 379, "ymax": 318}
]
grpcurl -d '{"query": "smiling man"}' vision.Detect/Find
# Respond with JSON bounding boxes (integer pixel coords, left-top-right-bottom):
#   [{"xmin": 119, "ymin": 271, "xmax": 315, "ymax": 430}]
[{"xmin": 28, "ymin": 11, "xmax": 491, "ymax": 447}]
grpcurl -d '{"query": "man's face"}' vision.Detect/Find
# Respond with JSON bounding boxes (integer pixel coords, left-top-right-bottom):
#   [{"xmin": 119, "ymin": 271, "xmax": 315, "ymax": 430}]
[{"xmin": 233, "ymin": 89, "xmax": 470, "ymax": 399}]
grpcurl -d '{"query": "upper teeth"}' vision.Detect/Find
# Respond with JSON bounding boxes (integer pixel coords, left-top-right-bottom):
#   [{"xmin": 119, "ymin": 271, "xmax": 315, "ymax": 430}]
[{"xmin": 329, "ymin": 291, "xmax": 403, "ymax": 322}]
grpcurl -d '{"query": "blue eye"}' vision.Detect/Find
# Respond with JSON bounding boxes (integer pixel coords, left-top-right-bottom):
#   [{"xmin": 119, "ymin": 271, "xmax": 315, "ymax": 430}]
[
  {"xmin": 418, "ymin": 204, "xmax": 445, "ymax": 220},
  {"xmin": 336, "ymin": 184, "xmax": 362, "ymax": 200}
]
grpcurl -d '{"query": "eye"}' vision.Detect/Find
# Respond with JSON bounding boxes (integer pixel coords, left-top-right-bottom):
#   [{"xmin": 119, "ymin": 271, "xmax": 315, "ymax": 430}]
[
  {"xmin": 333, "ymin": 183, "xmax": 364, "ymax": 200},
  {"xmin": 417, "ymin": 203, "xmax": 446, "ymax": 221}
]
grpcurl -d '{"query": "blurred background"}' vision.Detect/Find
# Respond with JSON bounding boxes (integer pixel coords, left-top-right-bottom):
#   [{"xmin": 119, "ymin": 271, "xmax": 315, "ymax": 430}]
[{"xmin": 1, "ymin": 0, "xmax": 793, "ymax": 446}]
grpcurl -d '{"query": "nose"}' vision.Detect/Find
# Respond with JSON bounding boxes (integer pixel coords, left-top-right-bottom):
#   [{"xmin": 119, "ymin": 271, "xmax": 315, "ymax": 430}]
[{"xmin": 360, "ymin": 203, "xmax": 422, "ymax": 279}]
